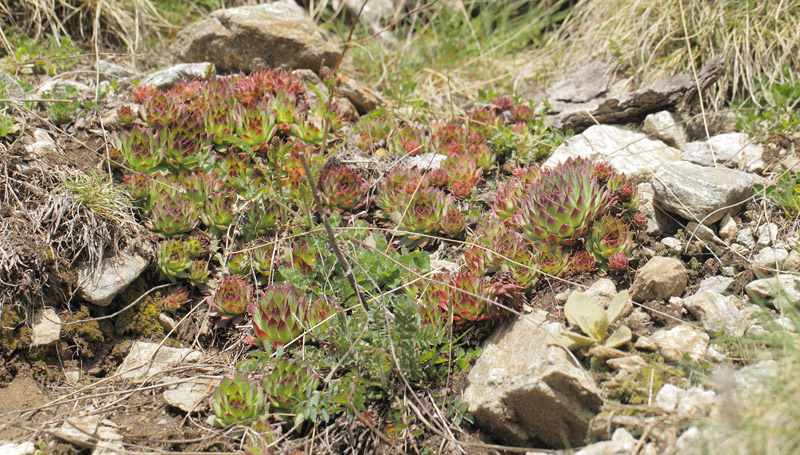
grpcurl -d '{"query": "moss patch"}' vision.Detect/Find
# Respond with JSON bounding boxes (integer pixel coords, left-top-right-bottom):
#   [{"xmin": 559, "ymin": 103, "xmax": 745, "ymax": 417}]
[
  {"xmin": 61, "ymin": 305, "xmax": 105, "ymax": 359},
  {"xmin": 603, "ymin": 353, "xmax": 690, "ymax": 405},
  {"xmin": 0, "ymin": 306, "xmax": 31, "ymax": 354},
  {"xmin": 114, "ymin": 279, "xmax": 165, "ymax": 339}
]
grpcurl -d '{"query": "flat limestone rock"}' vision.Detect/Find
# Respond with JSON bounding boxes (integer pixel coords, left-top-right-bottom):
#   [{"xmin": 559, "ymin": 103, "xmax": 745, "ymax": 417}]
[
  {"xmin": 116, "ymin": 341, "xmax": 202, "ymax": 380},
  {"xmin": 77, "ymin": 253, "xmax": 149, "ymax": 307},
  {"xmin": 544, "ymin": 124, "xmax": 680, "ymax": 181},
  {"xmin": 652, "ymin": 161, "xmax": 761, "ymax": 225},
  {"xmin": 162, "ymin": 377, "xmax": 220, "ymax": 412}
]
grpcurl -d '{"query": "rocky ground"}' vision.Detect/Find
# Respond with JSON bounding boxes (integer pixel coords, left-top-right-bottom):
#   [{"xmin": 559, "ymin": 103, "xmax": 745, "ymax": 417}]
[{"xmin": 1, "ymin": 1, "xmax": 799, "ymax": 455}]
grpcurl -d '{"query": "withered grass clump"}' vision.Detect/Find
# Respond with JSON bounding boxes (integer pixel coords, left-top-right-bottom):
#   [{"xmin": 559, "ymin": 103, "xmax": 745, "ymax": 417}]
[
  {"xmin": 0, "ymin": 147, "xmax": 141, "ymax": 312},
  {"xmin": 518, "ymin": 0, "xmax": 800, "ymax": 109}
]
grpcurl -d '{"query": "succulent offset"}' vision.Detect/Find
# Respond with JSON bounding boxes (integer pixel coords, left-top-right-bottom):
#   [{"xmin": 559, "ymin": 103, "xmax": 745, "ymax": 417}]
[
  {"xmin": 211, "ymin": 375, "xmax": 268, "ymax": 430},
  {"xmin": 392, "ymin": 186, "xmax": 449, "ymax": 249},
  {"xmin": 319, "ymin": 165, "xmax": 368, "ymax": 213},
  {"xmin": 262, "ymin": 358, "xmax": 320, "ymax": 417},
  {"xmin": 209, "ymin": 276, "xmax": 252, "ymax": 325}
]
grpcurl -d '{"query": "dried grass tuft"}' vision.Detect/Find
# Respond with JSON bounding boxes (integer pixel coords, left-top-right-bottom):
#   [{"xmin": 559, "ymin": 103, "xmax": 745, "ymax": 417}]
[{"xmin": 515, "ymin": 0, "xmax": 800, "ymax": 109}]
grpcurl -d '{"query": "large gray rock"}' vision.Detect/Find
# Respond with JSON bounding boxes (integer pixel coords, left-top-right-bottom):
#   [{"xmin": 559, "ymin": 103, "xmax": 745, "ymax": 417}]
[
  {"xmin": 548, "ymin": 57, "xmax": 723, "ymax": 132},
  {"xmin": 140, "ymin": 62, "xmax": 215, "ymax": 90},
  {"xmin": 544, "ymin": 125, "xmax": 681, "ymax": 181},
  {"xmin": 652, "ymin": 161, "xmax": 761, "ymax": 224},
  {"xmin": 630, "ymin": 256, "xmax": 687, "ymax": 302},
  {"xmin": 682, "ymin": 290, "xmax": 747, "ymax": 336},
  {"xmin": 680, "ymin": 133, "xmax": 764, "ymax": 174},
  {"xmin": 463, "ymin": 311, "xmax": 602, "ymax": 448},
  {"xmin": 116, "ymin": 341, "xmax": 202, "ymax": 380},
  {"xmin": 77, "ymin": 252, "xmax": 149, "ymax": 307},
  {"xmin": 171, "ymin": 2, "xmax": 340, "ymax": 75}
]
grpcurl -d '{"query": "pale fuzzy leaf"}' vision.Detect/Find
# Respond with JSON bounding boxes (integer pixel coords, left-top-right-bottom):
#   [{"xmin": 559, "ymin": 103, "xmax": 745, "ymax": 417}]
[
  {"xmin": 565, "ymin": 292, "xmax": 605, "ymax": 339},
  {"xmin": 562, "ymin": 331, "xmax": 598, "ymax": 349},
  {"xmin": 604, "ymin": 326, "xmax": 632, "ymax": 348},
  {"xmin": 592, "ymin": 312, "xmax": 610, "ymax": 343},
  {"xmin": 606, "ymin": 290, "xmax": 630, "ymax": 324},
  {"xmin": 547, "ymin": 333, "xmax": 586, "ymax": 351}
]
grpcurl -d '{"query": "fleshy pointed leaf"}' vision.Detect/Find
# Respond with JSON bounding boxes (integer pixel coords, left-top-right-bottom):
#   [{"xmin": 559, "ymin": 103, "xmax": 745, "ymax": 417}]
[
  {"xmin": 606, "ymin": 290, "xmax": 630, "ymax": 324},
  {"xmin": 604, "ymin": 326, "xmax": 632, "ymax": 348}
]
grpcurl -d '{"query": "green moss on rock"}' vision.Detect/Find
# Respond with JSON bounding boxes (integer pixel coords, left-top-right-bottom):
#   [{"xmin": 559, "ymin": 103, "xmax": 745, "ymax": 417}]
[{"xmin": 0, "ymin": 306, "xmax": 31, "ymax": 354}]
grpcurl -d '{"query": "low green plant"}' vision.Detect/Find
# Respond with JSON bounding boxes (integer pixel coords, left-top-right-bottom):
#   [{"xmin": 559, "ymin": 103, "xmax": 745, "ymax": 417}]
[
  {"xmin": 754, "ymin": 172, "xmax": 800, "ymax": 217},
  {"xmin": 211, "ymin": 375, "xmax": 268, "ymax": 431},
  {"xmin": 552, "ymin": 290, "xmax": 632, "ymax": 352}
]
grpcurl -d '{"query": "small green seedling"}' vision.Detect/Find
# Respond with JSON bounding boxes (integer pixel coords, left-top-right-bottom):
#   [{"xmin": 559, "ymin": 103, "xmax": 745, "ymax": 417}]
[{"xmin": 553, "ymin": 290, "xmax": 632, "ymax": 352}]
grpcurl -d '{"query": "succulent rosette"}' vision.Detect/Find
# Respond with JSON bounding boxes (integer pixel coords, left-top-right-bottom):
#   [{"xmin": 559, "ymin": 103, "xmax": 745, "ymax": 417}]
[
  {"xmin": 500, "ymin": 247, "xmax": 540, "ymax": 290},
  {"xmin": 608, "ymin": 252, "xmax": 629, "ymax": 271},
  {"xmin": 114, "ymin": 125, "xmax": 164, "ymax": 174},
  {"xmin": 414, "ymin": 274, "xmax": 449, "ymax": 327},
  {"xmin": 531, "ymin": 241, "xmax": 570, "ymax": 278},
  {"xmin": 515, "ymin": 158, "xmax": 612, "ymax": 245},
  {"xmin": 444, "ymin": 272, "xmax": 488, "ymax": 325},
  {"xmin": 148, "ymin": 193, "xmax": 198, "ymax": 237},
  {"xmin": 262, "ymin": 359, "xmax": 320, "ymax": 417},
  {"xmin": 374, "ymin": 167, "xmax": 423, "ymax": 220},
  {"xmin": 233, "ymin": 101, "xmax": 278, "ymax": 149},
  {"xmin": 587, "ymin": 215, "xmax": 635, "ymax": 267},
  {"xmin": 484, "ymin": 273, "xmax": 526, "ymax": 320},
  {"xmin": 211, "ymin": 375, "xmax": 268, "ymax": 430},
  {"xmin": 319, "ymin": 165, "xmax": 368, "ymax": 213},
  {"xmin": 491, "ymin": 179, "xmax": 527, "ymax": 222},
  {"xmin": 188, "ymin": 259, "xmax": 210, "ymax": 286},
  {"xmin": 392, "ymin": 187, "xmax": 448, "ymax": 249},
  {"xmin": 440, "ymin": 207, "xmax": 466, "ymax": 237},
  {"xmin": 209, "ymin": 276, "xmax": 252, "ymax": 324},
  {"xmin": 157, "ymin": 239, "xmax": 193, "ymax": 281},
  {"xmin": 464, "ymin": 217, "xmax": 524, "ymax": 275},
  {"xmin": 200, "ymin": 189, "xmax": 237, "ymax": 238},
  {"xmin": 162, "ymin": 285, "xmax": 191, "ymax": 312},
  {"xmin": 569, "ymin": 250, "xmax": 598, "ymax": 274},
  {"xmin": 227, "ymin": 248, "xmax": 252, "ymax": 277},
  {"xmin": 249, "ymin": 283, "xmax": 332, "ymax": 348},
  {"xmin": 252, "ymin": 243, "xmax": 281, "ymax": 285}
]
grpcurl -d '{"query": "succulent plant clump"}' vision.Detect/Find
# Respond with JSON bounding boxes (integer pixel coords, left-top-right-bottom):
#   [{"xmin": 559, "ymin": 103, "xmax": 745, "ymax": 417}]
[
  {"xmin": 587, "ymin": 214, "xmax": 635, "ymax": 268},
  {"xmin": 392, "ymin": 186, "xmax": 449, "ymax": 249},
  {"xmin": 208, "ymin": 276, "xmax": 252, "ymax": 325},
  {"xmin": 262, "ymin": 358, "xmax": 320, "ymax": 418},
  {"xmin": 249, "ymin": 283, "xmax": 332, "ymax": 348},
  {"xmin": 211, "ymin": 375, "xmax": 268, "ymax": 430},
  {"xmin": 515, "ymin": 157, "xmax": 612, "ymax": 246},
  {"xmin": 319, "ymin": 165, "xmax": 368, "ymax": 213}
]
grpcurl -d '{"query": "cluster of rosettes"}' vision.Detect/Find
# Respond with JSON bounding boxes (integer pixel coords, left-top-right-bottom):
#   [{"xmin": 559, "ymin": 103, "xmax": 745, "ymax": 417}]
[
  {"xmin": 115, "ymin": 70, "xmax": 352, "ymax": 329},
  {"xmin": 413, "ymin": 270, "xmax": 527, "ymax": 327},
  {"xmin": 210, "ymin": 357, "xmax": 319, "ymax": 441},
  {"xmin": 484, "ymin": 156, "xmax": 644, "ymax": 276}
]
